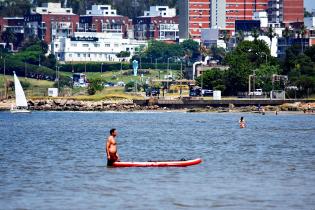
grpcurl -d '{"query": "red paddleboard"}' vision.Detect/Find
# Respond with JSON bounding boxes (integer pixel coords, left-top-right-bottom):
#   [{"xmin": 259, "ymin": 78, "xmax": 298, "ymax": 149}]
[{"xmin": 111, "ymin": 158, "xmax": 202, "ymax": 167}]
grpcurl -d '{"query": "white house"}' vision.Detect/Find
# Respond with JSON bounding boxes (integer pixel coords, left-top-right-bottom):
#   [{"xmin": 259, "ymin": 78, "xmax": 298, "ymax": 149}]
[
  {"xmin": 52, "ymin": 32, "xmax": 146, "ymax": 62},
  {"xmin": 143, "ymin": 6, "xmax": 176, "ymax": 17}
]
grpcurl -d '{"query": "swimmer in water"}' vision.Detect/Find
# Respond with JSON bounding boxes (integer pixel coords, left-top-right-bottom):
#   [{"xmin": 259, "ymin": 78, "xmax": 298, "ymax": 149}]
[{"xmin": 239, "ymin": 117, "xmax": 246, "ymax": 128}]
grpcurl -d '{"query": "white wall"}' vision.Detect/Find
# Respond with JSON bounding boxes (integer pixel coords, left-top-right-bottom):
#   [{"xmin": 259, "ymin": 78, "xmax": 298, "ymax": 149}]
[
  {"xmin": 52, "ymin": 32, "xmax": 146, "ymax": 62},
  {"xmin": 244, "ymin": 35, "xmax": 278, "ymax": 57},
  {"xmin": 305, "ymin": 17, "xmax": 315, "ymax": 29}
]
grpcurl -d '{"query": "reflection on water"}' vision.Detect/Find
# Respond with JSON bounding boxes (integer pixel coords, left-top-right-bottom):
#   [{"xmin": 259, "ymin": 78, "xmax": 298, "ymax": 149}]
[{"xmin": 0, "ymin": 112, "xmax": 315, "ymax": 209}]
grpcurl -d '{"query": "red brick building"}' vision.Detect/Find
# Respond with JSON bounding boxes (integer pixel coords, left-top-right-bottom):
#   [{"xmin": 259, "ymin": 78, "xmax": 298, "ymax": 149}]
[
  {"xmin": 225, "ymin": 0, "xmax": 268, "ymax": 31},
  {"xmin": 134, "ymin": 15, "xmax": 179, "ymax": 41},
  {"xmin": 268, "ymin": 0, "xmax": 304, "ymax": 26},
  {"xmin": 179, "ymin": 0, "xmax": 211, "ymax": 40},
  {"xmin": 78, "ymin": 5, "xmax": 130, "ymax": 38},
  {"xmin": 24, "ymin": 3, "xmax": 79, "ymax": 44},
  {"xmin": 133, "ymin": 6, "xmax": 179, "ymax": 41},
  {"xmin": 282, "ymin": 0, "xmax": 304, "ymax": 24}
]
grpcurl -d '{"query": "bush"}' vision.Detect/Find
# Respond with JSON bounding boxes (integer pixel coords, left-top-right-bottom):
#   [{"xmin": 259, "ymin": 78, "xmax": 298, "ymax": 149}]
[
  {"xmin": 58, "ymin": 62, "xmax": 181, "ymax": 72},
  {"xmin": 20, "ymin": 80, "xmax": 31, "ymax": 89},
  {"xmin": 125, "ymin": 81, "xmax": 141, "ymax": 92},
  {"xmin": 87, "ymin": 86, "xmax": 96, "ymax": 95}
]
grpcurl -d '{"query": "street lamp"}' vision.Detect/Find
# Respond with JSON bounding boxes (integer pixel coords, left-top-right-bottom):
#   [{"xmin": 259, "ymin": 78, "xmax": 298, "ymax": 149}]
[
  {"xmin": 2, "ymin": 56, "xmax": 7, "ymax": 99},
  {"xmin": 38, "ymin": 54, "xmax": 41, "ymax": 66},
  {"xmin": 261, "ymin": 52, "xmax": 268, "ymax": 64},
  {"xmin": 248, "ymin": 69, "xmax": 257, "ymax": 99}
]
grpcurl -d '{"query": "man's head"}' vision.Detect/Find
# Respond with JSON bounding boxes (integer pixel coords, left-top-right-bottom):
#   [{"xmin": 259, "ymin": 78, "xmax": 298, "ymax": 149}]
[{"xmin": 110, "ymin": 128, "xmax": 117, "ymax": 136}]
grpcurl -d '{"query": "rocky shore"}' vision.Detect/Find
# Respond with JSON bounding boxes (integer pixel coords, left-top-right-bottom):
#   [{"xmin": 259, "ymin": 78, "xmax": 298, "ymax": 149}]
[
  {"xmin": 0, "ymin": 99, "xmax": 314, "ymax": 113},
  {"xmin": 27, "ymin": 99, "xmax": 163, "ymax": 111}
]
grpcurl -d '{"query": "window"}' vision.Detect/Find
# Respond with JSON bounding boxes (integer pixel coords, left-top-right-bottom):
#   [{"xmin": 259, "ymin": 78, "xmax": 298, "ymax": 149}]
[
  {"xmin": 71, "ymin": 43, "xmax": 77, "ymax": 47},
  {"xmin": 77, "ymin": 53, "xmax": 80, "ymax": 57},
  {"xmin": 94, "ymin": 44, "xmax": 100, "ymax": 47},
  {"xmin": 114, "ymin": 43, "xmax": 119, "ymax": 47},
  {"xmin": 105, "ymin": 43, "xmax": 110, "ymax": 47},
  {"xmin": 82, "ymin": 44, "xmax": 89, "ymax": 47},
  {"xmin": 69, "ymin": 54, "xmax": 72, "ymax": 57}
]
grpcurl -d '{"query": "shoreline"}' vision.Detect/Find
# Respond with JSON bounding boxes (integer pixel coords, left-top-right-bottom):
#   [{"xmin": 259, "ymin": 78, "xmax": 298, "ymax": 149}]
[{"xmin": 1, "ymin": 98, "xmax": 314, "ymax": 114}]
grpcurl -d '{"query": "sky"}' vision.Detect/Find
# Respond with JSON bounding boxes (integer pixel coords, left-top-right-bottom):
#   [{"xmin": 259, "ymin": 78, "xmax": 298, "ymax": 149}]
[{"xmin": 305, "ymin": 0, "xmax": 314, "ymax": 12}]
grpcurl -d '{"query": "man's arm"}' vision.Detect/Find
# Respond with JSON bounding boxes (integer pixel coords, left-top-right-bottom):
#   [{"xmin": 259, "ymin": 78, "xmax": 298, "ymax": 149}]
[{"xmin": 106, "ymin": 139, "xmax": 110, "ymax": 159}]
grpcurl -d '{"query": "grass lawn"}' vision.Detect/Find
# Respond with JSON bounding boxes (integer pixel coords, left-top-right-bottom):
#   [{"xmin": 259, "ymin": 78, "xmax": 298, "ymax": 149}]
[{"xmin": 63, "ymin": 69, "xmax": 173, "ymax": 84}]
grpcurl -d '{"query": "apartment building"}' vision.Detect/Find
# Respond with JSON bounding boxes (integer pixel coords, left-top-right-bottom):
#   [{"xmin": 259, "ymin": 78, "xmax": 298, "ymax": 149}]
[
  {"xmin": 268, "ymin": 0, "xmax": 304, "ymax": 26},
  {"xmin": 78, "ymin": 5, "xmax": 131, "ymax": 38},
  {"xmin": 24, "ymin": 3, "xmax": 79, "ymax": 44},
  {"xmin": 134, "ymin": 6, "xmax": 179, "ymax": 41},
  {"xmin": 211, "ymin": 0, "xmax": 268, "ymax": 32},
  {"xmin": 179, "ymin": 0, "xmax": 211, "ymax": 40}
]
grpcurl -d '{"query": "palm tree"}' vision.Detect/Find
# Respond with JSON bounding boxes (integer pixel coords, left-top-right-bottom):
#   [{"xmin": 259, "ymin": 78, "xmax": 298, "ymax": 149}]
[
  {"xmin": 251, "ymin": 28, "xmax": 260, "ymax": 41},
  {"xmin": 236, "ymin": 30, "xmax": 244, "ymax": 44},
  {"xmin": 299, "ymin": 24, "xmax": 307, "ymax": 53},
  {"xmin": 222, "ymin": 30, "xmax": 231, "ymax": 49},
  {"xmin": 266, "ymin": 25, "xmax": 275, "ymax": 50},
  {"xmin": 282, "ymin": 27, "xmax": 291, "ymax": 53},
  {"xmin": 1, "ymin": 28, "xmax": 16, "ymax": 49}
]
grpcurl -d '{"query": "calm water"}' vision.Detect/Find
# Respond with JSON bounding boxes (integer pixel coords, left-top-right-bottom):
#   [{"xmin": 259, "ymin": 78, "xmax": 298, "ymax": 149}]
[{"xmin": 0, "ymin": 111, "xmax": 315, "ymax": 210}]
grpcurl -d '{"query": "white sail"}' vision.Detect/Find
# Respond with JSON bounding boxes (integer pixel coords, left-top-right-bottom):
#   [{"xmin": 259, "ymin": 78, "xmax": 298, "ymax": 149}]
[{"xmin": 13, "ymin": 72, "xmax": 28, "ymax": 107}]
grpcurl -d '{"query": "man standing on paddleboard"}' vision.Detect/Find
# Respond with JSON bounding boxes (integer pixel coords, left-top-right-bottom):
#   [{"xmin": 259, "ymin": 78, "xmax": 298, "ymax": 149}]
[{"xmin": 106, "ymin": 128, "xmax": 120, "ymax": 166}]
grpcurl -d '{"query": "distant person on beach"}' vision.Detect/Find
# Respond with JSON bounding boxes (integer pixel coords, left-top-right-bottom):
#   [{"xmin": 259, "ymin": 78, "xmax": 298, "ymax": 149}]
[
  {"xmin": 239, "ymin": 117, "xmax": 246, "ymax": 128},
  {"xmin": 106, "ymin": 128, "xmax": 120, "ymax": 166}
]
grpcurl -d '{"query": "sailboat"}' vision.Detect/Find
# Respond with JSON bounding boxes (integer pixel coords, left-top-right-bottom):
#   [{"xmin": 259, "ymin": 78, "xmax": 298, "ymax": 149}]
[{"xmin": 10, "ymin": 71, "xmax": 31, "ymax": 113}]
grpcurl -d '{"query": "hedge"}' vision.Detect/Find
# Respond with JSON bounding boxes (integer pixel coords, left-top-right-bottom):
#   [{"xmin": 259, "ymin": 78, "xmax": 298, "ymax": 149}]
[
  {"xmin": 58, "ymin": 62, "xmax": 181, "ymax": 72},
  {"xmin": 0, "ymin": 58, "xmax": 70, "ymax": 83}
]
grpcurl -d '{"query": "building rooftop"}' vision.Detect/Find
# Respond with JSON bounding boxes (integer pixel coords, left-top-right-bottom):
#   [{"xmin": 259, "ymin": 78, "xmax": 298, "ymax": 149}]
[{"xmin": 31, "ymin": 3, "xmax": 74, "ymax": 15}]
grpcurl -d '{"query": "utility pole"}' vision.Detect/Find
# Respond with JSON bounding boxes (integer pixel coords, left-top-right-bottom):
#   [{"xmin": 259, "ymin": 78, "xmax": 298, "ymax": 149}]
[
  {"xmin": 3, "ymin": 58, "xmax": 7, "ymax": 99},
  {"xmin": 38, "ymin": 54, "xmax": 41, "ymax": 66},
  {"xmin": 24, "ymin": 61, "xmax": 27, "ymax": 81},
  {"xmin": 180, "ymin": 61, "xmax": 183, "ymax": 98},
  {"xmin": 253, "ymin": 70, "xmax": 256, "ymax": 99}
]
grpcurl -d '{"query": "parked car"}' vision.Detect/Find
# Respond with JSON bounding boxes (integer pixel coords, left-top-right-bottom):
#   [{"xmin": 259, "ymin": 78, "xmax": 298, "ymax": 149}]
[
  {"xmin": 249, "ymin": 89, "xmax": 263, "ymax": 96},
  {"xmin": 189, "ymin": 86, "xmax": 202, "ymax": 97},
  {"xmin": 202, "ymin": 89, "xmax": 213, "ymax": 96},
  {"xmin": 146, "ymin": 87, "xmax": 160, "ymax": 96},
  {"xmin": 104, "ymin": 82, "xmax": 115, "ymax": 87},
  {"xmin": 117, "ymin": 81, "xmax": 125, "ymax": 87}
]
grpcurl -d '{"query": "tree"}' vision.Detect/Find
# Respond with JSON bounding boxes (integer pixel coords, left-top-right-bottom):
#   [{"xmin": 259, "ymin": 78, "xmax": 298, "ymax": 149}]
[
  {"xmin": 282, "ymin": 27, "xmax": 291, "ymax": 50},
  {"xmin": 299, "ymin": 24, "xmax": 307, "ymax": 53},
  {"xmin": 116, "ymin": 51, "xmax": 131, "ymax": 58},
  {"xmin": 180, "ymin": 39, "xmax": 200, "ymax": 60},
  {"xmin": 196, "ymin": 68, "xmax": 226, "ymax": 91},
  {"xmin": 251, "ymin": 28, "xmax": 260, "ymax": 41},
  {"xmin": 224, "ymin": 40, "xmax": 273, "ymax": 94},
  {"xmin": 145, "ymin": 40, "xmax": 184, "ymax": 62},
  {"xmin": 304, "ymin": 45, "xmax": 315, "ymax": 62},
  {"xmin": 236, "ymin": 30, "xmax": 245, "ymax": 44},
  {"xmin": 1, "ymin": 28, "xmax": 16, "ymax": 49},
  {"xmin": 222, "ymin": 30, "xmax": 231, "ymax": 47},
  {"xmin": 209, "ymin": 46, "xmax": 226, "ymax": 63},
  {"xmin": 255, "ymin": 64, "xmax": 280, "ymax": 91},
  {"xmin": 265, "ymin": 25, "xmax": 275, "ymax": 50},
  {"xmin": 304, "ymin": 8, "xmax": 312, "ymax": 17},
  {"xmin": 0, "ymin": 0, "xmax": 31, "ymax": 17}
]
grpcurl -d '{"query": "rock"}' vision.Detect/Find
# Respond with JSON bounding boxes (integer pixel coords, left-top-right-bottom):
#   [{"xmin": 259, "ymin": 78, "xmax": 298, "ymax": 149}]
[{"xmin": 28, "ymin": 100, "xmax": 35, "ymax": 106}]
